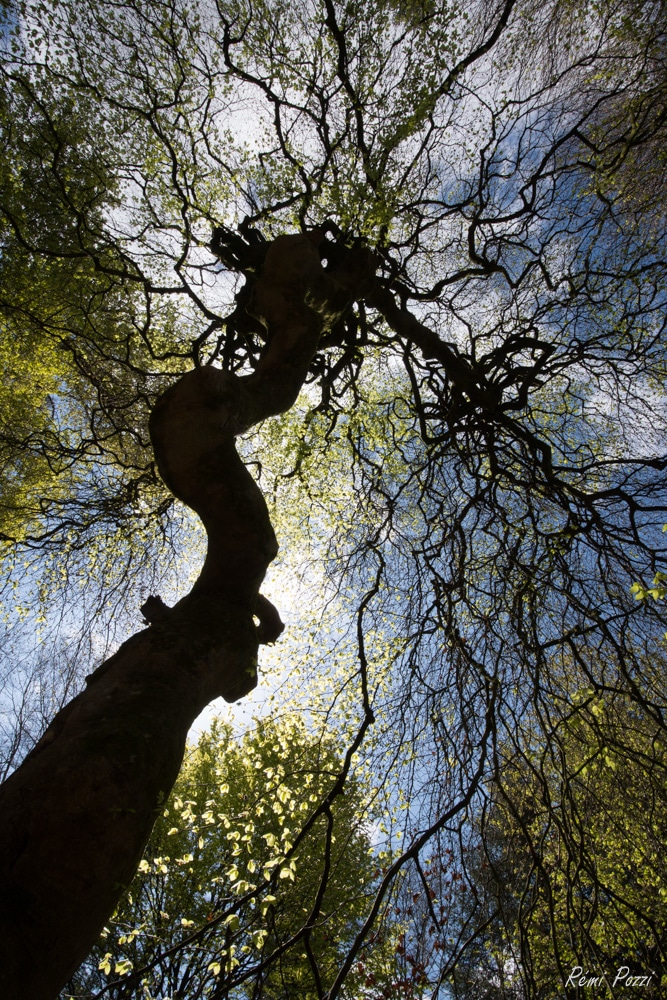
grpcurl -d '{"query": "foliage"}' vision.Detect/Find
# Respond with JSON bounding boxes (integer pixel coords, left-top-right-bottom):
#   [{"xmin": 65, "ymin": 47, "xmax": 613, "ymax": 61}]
[
  {"xmin": 461, "ymin": 674, "xmax": 667, "ymax": 998},
  {"xmin": 62, "ymin": 714, "xmax": 403, "ymax": 999}
]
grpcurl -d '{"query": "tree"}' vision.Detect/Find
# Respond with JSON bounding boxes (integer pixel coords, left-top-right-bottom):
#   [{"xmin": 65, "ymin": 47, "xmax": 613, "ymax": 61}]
[
  {"xmin": 462, "ymin": 670, "xmax": 667, "ymax": 998},
  {"xmin": 62, "ymin": 714, "xmax": 394, "ymax": 999},
  {"xmin": 0, "ymin": 225, "xmax": 375, "ymax": 997},
  {"xmin": 1, "ymin": 0, "xmax": 666, "ymax": 997}
]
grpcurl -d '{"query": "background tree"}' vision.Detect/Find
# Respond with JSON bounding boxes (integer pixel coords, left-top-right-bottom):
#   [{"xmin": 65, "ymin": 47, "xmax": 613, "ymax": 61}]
[
  {"xmin": 1, "ymin": 0, "xmax": 666, "ymax": 997},
  {"xmin": 62, "ymin": 714, "xmax": 402, "ymax": 999},
  {"xmin": 458, "ymin": 664, "xmax": 667, "ymax": 998}
]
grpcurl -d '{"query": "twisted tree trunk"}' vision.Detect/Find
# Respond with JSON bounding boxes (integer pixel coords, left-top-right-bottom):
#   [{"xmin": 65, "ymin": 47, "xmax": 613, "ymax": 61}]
[{"xmin": 0, "ymin": 232, "xmax": 375, "ymax": 1000}]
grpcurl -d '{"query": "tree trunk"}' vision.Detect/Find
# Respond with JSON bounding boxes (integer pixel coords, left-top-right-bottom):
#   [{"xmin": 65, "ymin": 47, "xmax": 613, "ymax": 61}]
[{"xmin": 0, "ymin": 232, "xmax": 375, "ymax": 999}]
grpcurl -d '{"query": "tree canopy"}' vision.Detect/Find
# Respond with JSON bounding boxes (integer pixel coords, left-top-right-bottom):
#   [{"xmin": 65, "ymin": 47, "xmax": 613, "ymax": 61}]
[{"xmin": 1, "ymin": 0, "xmax": 667, "ymax": 996}]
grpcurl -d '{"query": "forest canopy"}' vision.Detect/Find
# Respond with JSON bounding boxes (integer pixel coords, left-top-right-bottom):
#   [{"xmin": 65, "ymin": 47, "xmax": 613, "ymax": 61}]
[{"xmin": 1, "ymin": 0, "xmax": 667, "ymax": 996}]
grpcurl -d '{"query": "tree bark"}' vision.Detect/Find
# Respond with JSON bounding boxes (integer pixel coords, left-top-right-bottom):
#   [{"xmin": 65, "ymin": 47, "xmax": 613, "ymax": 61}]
[{"xmin": 0, "ymin": 232, "xmax": 375, "ymax": 1000}]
